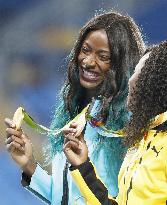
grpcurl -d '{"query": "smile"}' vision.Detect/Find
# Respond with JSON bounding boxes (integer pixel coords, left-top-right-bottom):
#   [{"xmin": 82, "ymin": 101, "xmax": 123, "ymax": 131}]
[{"xmin": 80, "ymin": 67, "xmax": 101, "ymax": 81}]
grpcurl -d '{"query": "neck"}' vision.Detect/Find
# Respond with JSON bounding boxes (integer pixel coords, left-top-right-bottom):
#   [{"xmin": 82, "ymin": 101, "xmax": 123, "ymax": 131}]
[{"xmin": 86, "ymin": 88, "xmax": 98, "ymax": 102}]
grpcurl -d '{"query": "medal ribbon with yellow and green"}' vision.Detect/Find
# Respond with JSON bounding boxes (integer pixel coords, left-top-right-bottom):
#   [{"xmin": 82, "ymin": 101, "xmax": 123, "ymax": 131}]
[{"xmin": 13, "ymin": 105, "xmax": 167, "ymax": 138}]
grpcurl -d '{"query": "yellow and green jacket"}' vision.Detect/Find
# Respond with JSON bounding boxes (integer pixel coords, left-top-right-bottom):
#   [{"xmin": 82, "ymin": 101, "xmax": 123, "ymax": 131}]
[{"xmin": 70, "ymin": 130, "xmax": 167, "ymax": 205}]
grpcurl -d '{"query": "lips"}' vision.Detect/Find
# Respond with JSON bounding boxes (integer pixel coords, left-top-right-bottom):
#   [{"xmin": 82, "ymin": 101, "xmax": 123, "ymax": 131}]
[{"xmin": 80, "ymin": 67, "xmax": 101, "ymax": 82}]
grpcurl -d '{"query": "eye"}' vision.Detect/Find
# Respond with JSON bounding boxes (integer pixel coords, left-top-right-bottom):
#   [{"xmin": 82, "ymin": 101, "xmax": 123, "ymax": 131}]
[
  {"xmin": 81, "ymin": 46, "xmax": 90, "ymax": 54},
  {"xmin": 99, "ymin": 55, "xmax": 111, "ymax": 62}
]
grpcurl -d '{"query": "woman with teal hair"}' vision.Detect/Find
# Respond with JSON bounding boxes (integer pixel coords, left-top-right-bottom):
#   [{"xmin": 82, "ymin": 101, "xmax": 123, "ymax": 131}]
[{"xmin": 5, "ymin": 11, "xmax": 145, "ymax": 205}]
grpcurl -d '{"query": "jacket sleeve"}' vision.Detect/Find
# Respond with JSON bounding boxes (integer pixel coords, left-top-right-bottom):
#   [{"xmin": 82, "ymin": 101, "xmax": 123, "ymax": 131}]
[
  {"xmin": 70, "ymin": 159, "xmax": 118, "ymax": 205},
  {"xmin": 21, "ymin": 164, "xmax": 52, "ymax": 204}
]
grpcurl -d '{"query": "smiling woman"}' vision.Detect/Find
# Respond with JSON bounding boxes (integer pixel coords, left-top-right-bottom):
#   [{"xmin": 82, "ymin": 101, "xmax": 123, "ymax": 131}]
[
  {"xmin": 5, "ymin": 11, "xmax": 145, "ymax": 205},
  {"xmin": 78, "ymin": 29, "xmax": 110, "ymax": 94}
]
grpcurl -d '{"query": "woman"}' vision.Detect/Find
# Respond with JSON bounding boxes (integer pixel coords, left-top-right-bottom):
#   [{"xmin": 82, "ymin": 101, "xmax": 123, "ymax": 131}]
[
  {"xmin": 5, "ymin": 11, "xmax": 145, "ymax": 205},
  {"xmin": 64, "ymin": 41, "xmax": 167, "ymax": 205}
]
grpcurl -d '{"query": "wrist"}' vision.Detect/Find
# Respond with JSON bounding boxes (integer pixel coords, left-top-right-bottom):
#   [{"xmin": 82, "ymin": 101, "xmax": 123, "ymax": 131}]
[
  {"xmin": 22, "ymin": 158, "xmax": 37, "ymax": 176},
  {"xmin": 69, "ymin": 157, "xmax": 90, "ymax": 171}
]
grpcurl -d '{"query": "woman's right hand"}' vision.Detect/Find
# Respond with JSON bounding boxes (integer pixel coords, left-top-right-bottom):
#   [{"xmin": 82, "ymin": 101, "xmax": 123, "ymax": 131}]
[
  {"xmin": 5, "ymin": 118, "xmax": 37, "ymax": 176},
  {"xmin": 63, "ymin": 131, "xmax": 88, "ymax": 166}
]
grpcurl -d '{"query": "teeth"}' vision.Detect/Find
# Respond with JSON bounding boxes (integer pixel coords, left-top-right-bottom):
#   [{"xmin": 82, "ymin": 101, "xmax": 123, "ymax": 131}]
[{"xmin": 83, "ymin": 69, "xmax": 98, "ymax": 78}]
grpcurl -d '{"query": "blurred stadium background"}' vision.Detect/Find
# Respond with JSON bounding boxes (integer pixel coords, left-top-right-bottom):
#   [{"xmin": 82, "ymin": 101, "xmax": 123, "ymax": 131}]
[{"xmin": 0, "ymin": 0, "xmax": 167, "ymax": 204}]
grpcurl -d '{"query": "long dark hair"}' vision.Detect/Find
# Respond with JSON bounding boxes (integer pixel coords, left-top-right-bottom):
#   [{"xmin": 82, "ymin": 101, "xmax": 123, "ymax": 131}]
[
  {"xmin": 124, "ymin": 40, "xmax": 167, "ymax": 147},
  {"xmin": 48, "ymin": 10, "xmax": 145, "ymax": 157},
  {"xmin": 63, "ymin": 11, "xmax": 145, "ymax": 121}
]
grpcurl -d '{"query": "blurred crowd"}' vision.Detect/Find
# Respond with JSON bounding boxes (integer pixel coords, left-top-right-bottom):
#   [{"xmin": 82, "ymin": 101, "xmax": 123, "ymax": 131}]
[{"xmin": 0, "ymin": 0, "xmax": 167, "ymax": 204}]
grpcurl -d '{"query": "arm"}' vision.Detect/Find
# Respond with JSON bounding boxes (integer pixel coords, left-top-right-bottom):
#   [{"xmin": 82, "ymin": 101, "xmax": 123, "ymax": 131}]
[
  {"xmin": 63, "ymin": 133, "xmax": 118, "ymax": 205},
  {"xmin": 70, "ymin": 159, "xmax": 117, "ymax": 205},
  {"xmin": 22, "ymin": 164, "xmax": 52, "ymax": 204}
]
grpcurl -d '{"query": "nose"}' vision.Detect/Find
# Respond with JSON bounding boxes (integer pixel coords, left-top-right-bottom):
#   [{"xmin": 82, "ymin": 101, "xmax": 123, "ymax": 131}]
[{"xmin": 83, "ymin": 55, "xmax": 96, "ymax": 68}]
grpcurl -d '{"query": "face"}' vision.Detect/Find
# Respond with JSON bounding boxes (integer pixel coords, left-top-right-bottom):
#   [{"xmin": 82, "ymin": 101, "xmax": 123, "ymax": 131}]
[
  {"xmin": 127, "ymin": 52, "xmax": 150, "ymax": 108},
  {"xmin": 78, "ymin": 29, "xmax": 111, "ymax": 91}
]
